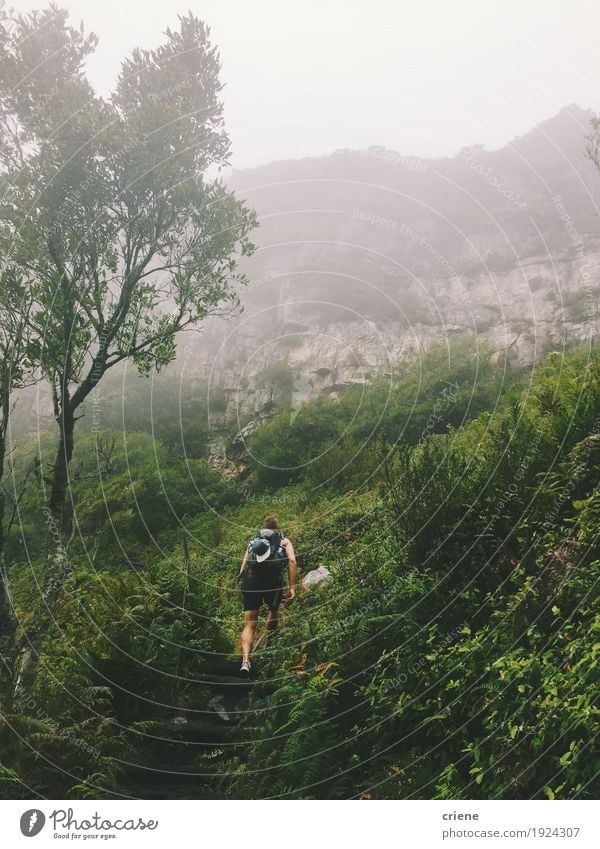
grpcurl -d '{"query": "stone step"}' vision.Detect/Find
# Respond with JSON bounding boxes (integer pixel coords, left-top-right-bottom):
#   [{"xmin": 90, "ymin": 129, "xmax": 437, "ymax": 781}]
[
  {"xmin": 164, "ymin": 706, "xmax": 238, "ymax": 725},
  {"xmin": 166, "ymin": 719, "xmax": 263, "ymax": 740},
  {"xmin": 162, "ymin": 717, "xmax": 232, "ymax": 743},
  {"xmin": 193, "ymin": 674, "xmax": 257, "ymax": 688},
  {"xmin": 123, "ymin": 760, "xmax": 222, "ymax": 789},
  {"xmin": 164, "ymin": 704, "xmax": 268, "ymax": 723},
  {"xmin": 195, "ymin": 657, "xmax": 250, "ymax": 676},
  {"xmin": 186, "ymin": 674, "xmax": 281, "ymax": 696}
]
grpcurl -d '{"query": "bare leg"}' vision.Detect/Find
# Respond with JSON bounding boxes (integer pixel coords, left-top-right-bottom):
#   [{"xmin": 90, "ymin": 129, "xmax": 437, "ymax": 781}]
[
  {"xmin": 241, "ymin": 609, "xmax": 258, "ymax": 663},
  {"xmin": 266, "ymin": 606, "xmax": 280, "ymax": 632},
  {"xmin": 264, "ymin": 605, "xmax": 281, "ymax": 646}
]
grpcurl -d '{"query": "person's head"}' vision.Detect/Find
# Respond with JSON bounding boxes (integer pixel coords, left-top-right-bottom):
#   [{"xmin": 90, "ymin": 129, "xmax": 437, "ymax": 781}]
[{"xmin": 263, "ymin": 515, "xmax": 281, "ymax": 530}]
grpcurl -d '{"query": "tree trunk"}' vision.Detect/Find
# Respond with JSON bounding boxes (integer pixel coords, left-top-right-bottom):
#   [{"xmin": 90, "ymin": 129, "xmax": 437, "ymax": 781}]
[
  {"xmin": 49, "ymin": 404, "xmax": 76, "ymax": 537},
  {"xmin": 0, "ymin": 540, "xmax": 18, "ymax": 713},
  {"xmin": 0, "ymin": 382, "xmax": 18, "ymax": 712},
  {"xmin": 13, "ymin": 404, "xmax": 76, "ymax": 707}
]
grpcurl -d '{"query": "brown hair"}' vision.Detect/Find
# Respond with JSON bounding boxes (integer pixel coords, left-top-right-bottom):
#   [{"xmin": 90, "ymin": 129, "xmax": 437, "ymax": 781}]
[{"xmin": 263, "ymin": 515, "xmax": 280, "ymax": 530}]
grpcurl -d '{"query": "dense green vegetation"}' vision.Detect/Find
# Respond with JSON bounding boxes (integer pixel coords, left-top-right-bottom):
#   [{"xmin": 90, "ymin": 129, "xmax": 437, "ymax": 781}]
[
  {"xmin": 0, "ymin": 3, "xmax": 256, "ymax": 705},
  {"xmin": 0, "ymin": 342, "xmax": 598, "ymax": 799},
  {"xmin": 0, "ymin": 3, "xmax": 598, "ymax": 805}
]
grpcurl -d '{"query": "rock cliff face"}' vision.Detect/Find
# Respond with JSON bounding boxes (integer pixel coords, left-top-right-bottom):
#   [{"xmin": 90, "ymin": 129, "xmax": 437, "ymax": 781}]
[{"xmin": 186, "ymin": 104, "xmax": 600, "ymax": 431}]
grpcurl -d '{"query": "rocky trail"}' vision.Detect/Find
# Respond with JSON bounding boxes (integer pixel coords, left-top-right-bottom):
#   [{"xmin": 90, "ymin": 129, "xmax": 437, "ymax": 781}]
[{"xmin": 120, "ymin": 654, "xmax": 279, "ymax": 799}]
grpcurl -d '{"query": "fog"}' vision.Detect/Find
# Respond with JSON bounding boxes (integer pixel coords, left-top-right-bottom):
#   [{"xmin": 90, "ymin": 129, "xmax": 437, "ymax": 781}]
[{"xmin": 13, "ymin": 0, "xmax": 600, "ymax": 166}]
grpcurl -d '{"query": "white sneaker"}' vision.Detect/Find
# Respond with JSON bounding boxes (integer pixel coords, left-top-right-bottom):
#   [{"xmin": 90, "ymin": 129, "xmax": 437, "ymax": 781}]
[{"xmin": 240, "ymin": 660, "xmax": 251, "ymax": 675}]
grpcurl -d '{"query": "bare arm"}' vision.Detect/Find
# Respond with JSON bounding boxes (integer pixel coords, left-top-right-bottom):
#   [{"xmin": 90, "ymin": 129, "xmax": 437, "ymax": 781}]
[
  {"xmin": 240, "ymin": 549, "xmax": 248, "ymax": 576},
  {"xmin": 284, "ymin": 539, "xmax": 297, "ymax": 600}
]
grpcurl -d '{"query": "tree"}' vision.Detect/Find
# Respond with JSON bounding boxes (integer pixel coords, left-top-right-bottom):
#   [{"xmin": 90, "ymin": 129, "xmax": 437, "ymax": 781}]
[
  {"xmin": 0, "ymin": 4, "xmax": 257, "ymax": 699},
  {"xmin": 0, "ymin": 270, "xmax": 36, "ymax": 710}
]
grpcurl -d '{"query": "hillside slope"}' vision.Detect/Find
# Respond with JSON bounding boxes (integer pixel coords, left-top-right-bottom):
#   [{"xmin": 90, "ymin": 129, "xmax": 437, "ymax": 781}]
[{"xmin": 185, "ymin": 105, "xmax": 600, "ymax": 429}]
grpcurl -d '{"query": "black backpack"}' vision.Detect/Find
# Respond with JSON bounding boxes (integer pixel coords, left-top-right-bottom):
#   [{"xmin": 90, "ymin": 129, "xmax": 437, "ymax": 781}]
[{"xmin": 247, "ymin": 528, "xmax": 287, "ymax": 569}]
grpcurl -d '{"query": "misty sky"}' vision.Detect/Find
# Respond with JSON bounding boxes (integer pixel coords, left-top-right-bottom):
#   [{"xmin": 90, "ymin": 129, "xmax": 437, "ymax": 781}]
[{"xmin": 15, "ymin": 0, "xmax": 600, "ymax": 168}]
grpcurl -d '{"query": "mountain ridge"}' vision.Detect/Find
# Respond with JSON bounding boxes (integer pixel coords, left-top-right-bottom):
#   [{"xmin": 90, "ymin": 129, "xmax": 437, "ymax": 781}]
[{"xmin": 183, "ymin": 104, "xmax": 600, "ymax": 445}]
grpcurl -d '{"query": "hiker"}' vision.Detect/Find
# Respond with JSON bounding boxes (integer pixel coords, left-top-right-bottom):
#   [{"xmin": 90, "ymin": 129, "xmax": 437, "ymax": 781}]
[{"xmin": 239, "ymin": 515, "xmax": 297, "ymax": 675}]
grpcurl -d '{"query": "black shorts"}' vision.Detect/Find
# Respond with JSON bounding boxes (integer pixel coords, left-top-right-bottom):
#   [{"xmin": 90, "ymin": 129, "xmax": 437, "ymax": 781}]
[{"xmin": 242, "ymin": 567, "xmax": 283, "ymax": 612}]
